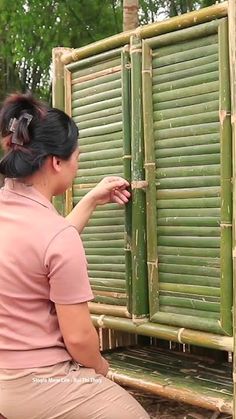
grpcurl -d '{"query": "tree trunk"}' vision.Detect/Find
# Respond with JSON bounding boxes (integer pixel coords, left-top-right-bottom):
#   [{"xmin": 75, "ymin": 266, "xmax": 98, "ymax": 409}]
[{"xmin": 123, "ymin": 0, "xmax": 139, "ymax": 31}]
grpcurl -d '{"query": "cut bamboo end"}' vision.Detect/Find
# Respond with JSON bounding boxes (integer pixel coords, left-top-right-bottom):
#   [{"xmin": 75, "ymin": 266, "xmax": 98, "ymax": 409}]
[{"xmin": 131, "ymin": 180, "xmax": 148, "ymax": 189}]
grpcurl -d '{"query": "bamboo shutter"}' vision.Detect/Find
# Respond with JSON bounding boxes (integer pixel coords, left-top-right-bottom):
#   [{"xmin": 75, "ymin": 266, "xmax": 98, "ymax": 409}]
[
  {"xmin": 66, "ymin": 48, "xmax": 132, "ymax": 313},
  {"xmin": 143, "ymin": 18, "xmax": 233, "ymax": 335}
]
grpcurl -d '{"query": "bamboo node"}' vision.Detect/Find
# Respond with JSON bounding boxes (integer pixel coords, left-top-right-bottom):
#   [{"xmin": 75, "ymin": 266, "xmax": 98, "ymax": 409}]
[
  {"xmin": 231, "ymin": 113, "xmax": 236, "ymax": 124},
  {"xmin": 177, "ymin": 327, "xmax": 185, "ymax": 343},
  {"xmin": 97, "ymin": 315, "xmax": 106, "ymax": 328},
  {"xmin": 132, "ymin": 315, "xmax": 149, "ymax": 324},
  {"xmin": 131, "ymin": 180, "xmax": 148, "ymax": 190},
  {"xmin": 125, "ymin": 63, "xmax": 131, "ymax": 70},
  {"xmin": 220, "ymin": 223, "xmax": 232, "ymax": 228},
  {"xmin": 233, "ymin": 372, "xmax": 236, "ymax": 383},
  {"xmin": 142, "ymin": 69, "xmax": 152, "ymax": 76},
  {"xmin": 144, "ymin": 162, "xmax": 155, "ymax": 167},
  {"xmin": 130, "ymin": 48, "xmax": 142, "ymax": 54},
  {"xmin": 123, "ymin": 155, "xmax": 132, "ymax": 160}
]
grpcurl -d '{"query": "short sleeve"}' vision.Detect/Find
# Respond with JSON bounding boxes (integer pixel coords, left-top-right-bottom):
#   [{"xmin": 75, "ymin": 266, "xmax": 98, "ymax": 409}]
[{"xmin": 44, "ymin": 226, "xmax": 94, "ymax": 304}]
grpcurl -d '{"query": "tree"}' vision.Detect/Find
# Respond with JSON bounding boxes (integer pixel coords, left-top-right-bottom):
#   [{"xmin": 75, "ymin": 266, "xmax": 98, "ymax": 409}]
[{"xmin": 123, "ymin": 0, "xmax": 139, "ymax": 31}]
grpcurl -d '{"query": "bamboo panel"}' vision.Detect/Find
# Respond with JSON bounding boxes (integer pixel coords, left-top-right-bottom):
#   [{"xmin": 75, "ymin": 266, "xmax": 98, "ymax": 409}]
[
  {"xmin": 157, "ymin": 208, "xmax": 220, "ymax": 217},
  {"xmin": 160, "ymin": 272, "xmax": 220, "ymax": 287},
  {"xmin": 72, "ymin": 71, "xmax": 121, "ymax": 92},
  {"xmin": 157, "ymin": 217, "xmax": 219, "ymax": 227},
  {"xmin": 159, "ymin": 262, "xmax": 220, "ymax": 277},
  {"xmin": 72, "ymin": 87, "xmax": 122, "ymax": 108},
  {"xmin": 74, "ymin": 106, "xmax": 122, "ymax": 124},
  {"xmin": 78, "ymin": 113, "xmax": 122, "ymax": 130},
  {"xmin": 79, "ymin": 132, "xmax": 122, "ymax": 147},
  {"xmin": 157, "ymin": 176, "xmax": 220, "ymax": 190},
  {"xmin": 157, "ymin": 187, "xmax": 220, "ymax": 199},
  {"xmin": 72, "ymin": 79, "xmax": 121, "ymax": 100},
  {"xmin": 153, "ymin": 81, "xmax": 219, "ymax": 103},
  {"xmin": 156, "ymin": 197, "xmax": 221, "ymax": 209},
  {"xmin": 72, "ymin": 58, "xmax": 121, "ymax": 79},
  {"xmin": 154, "ymin": 123, "xmax": 219, "ymax": 141},
  {"xmin": 154, "ymin": 62, "xmax": 218, "ymax": 85},
  {"xmin": 157, "ymin": 165, "xmax": 220, "ymax": 178},
  {"xmin": 156, "ymin": 143, "xmax": 220, "ymax": 158},
  {"xmin": 79, "ymin": 139, "xmax": 123, "ymax": 153},
  {"xmin": 158, "ymin": 246, "xmax": 220, "ymax": 258},
  {"xmin": 160, "ymin": 306, "xmax": 220, "ymax": 319},
  {"xmin": 154, "ymin": 91, "xmax": 219, "ymax": 111}
]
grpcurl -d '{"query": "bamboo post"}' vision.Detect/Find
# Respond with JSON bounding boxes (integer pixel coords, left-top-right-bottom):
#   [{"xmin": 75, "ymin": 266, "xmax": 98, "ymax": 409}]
[
  {"xmin": 142, "ymin": 40, "xmax": 159, "ymax": 318},
  {"xmin": 130, "ymin": 34, "xmax": 149, "ymax": 319},
  {"xmin": 64, "ymin": 67, "xmax": 74, "ymax": 215},
  {"xmin": 52, "ymin": 47, "xmax": 73, "ymax": 215},
  {"xmin": 228, "ymin": 0, "xmax": 236, "ymax": 416},
  {"xmin": 122, "ymin": 45, "xmax": 132, "ymax": 314}
]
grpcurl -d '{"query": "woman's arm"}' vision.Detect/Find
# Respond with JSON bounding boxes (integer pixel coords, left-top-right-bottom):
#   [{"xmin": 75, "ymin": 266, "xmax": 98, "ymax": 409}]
[
  {"xmin": 66, "ymin": 176, "xmax": 130, "ymax": 233},
  {"xmin": 55, "ymin": 302, "xmax": 109, "ymax": 376}
]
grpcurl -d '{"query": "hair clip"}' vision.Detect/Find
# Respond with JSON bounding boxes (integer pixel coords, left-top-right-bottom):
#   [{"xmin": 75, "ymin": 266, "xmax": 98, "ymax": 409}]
[{"xmin": 8, "ymin": 112, "xmax": 33, "ymax": 146}]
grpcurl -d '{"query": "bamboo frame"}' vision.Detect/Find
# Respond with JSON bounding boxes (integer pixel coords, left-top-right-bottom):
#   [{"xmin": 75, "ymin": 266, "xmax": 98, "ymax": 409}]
[
  {"xmin": 61, "ymin": 3, "xmax": 227, "ymax": 65},
  {"xmin": 218, "ymin": 18, "xmax": 233, "ymax": 335},
  {"xmin": 228, "ymin": 0, "xmax": 236, "ymax": 416},
  {"xmin": 142, "ymin": 40, "xmax": 158, "ymax": 317},
  {"xmin": 122, "ymin": 45, "xmax": 132, "ymax": 314},
  {"xmin": 130, "ymin": 34, "xmax": 148, "ymax": 318}
]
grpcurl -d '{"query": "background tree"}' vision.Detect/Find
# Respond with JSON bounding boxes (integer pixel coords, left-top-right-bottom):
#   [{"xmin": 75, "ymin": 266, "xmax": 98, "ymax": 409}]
[{"xmin": 123, "ymin": 0, "xmax": 139, "ymax": 31}]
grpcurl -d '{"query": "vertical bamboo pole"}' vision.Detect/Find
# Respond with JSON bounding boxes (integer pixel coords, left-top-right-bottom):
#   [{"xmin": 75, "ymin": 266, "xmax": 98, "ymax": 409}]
[
  {"xmin": 228, "ymin": 0, "xmax": 236, "ymax": 416},
  {"xmin": 219, "ymin": 19, "xmax": 233, "ymax": 336},
  {"xmin": 142, "ymin": 41, "xmax": 159, "ymax": 318},
  {"xmin": 52, "ymin": 47, "xmax": 73, "ymax": 215},
  {"xmin": 122, "ymin": 45, "xmax": 132, "ymax": 314},
  {"xmin": 130, "ymin": 35, "xmax": 149, "ymax": 319},
  {"xmin": 64, "ymin": 67, "xmax": 74, "ymax": 215}
]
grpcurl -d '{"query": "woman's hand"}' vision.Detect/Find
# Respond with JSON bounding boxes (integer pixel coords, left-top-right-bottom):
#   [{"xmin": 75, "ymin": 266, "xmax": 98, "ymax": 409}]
[{"xmin": 87, "ymin": 176, "xmax": 131, "ymax": 206}]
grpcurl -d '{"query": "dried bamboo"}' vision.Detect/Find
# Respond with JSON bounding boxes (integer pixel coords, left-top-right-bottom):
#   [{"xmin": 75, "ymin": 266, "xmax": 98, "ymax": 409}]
[
  {"xmin": 130, "ymin": 34, "xmax": 148, "ymax": 317},
  {"xmin": 61, "ymin": 3, "xmax": 227, "ymax": 64},
  {"xmin": 218, "ymin": 18, "xmax": 233, "ymax": 336},
  {"xmin": 122, "ymin": 45, "xmax": 132, "ymax": 314},
  {"xmin": 142, "ymin": 40, "xmax": 158, "ymax": 317},
  {"xmin": 91, "ymin": 314, "xmax": 233, "ymax": 351},
  {"xmin": 228, "ymin": 0, "xmax": 236, "ymax": 414}
]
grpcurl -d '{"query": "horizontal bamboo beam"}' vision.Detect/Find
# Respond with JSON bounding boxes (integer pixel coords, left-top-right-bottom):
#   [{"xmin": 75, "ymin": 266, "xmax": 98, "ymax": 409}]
[
  {"xmin": 91, "ymin": 314, "xmax": 233, "ymax": 351},
  {"xmin": 89, "ymin": 302, "xmax": 131, "ymax": 317},
  {"xmin": 61, "ymin": 3, "xmax": 227, "ymax": 64}
]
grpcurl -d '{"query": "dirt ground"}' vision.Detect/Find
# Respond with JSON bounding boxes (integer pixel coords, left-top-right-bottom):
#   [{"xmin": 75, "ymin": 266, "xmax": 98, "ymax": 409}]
[{"xmin": 127, "ymin": 388, "xmax": 232, "ymax": 419}]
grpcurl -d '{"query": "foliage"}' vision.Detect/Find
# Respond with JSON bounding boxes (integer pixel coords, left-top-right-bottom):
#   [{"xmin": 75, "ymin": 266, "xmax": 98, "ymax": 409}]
[{"xmin": 0, "ymin": 0, "xmax": 224, "ymax": 102}]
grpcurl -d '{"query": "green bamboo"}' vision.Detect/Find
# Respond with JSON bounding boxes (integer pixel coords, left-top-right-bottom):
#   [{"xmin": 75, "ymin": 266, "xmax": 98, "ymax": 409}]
[
  {"xmin": 153, "ymin": 44, "xmax": 218, "ymax": 70},
  {"xmin": 67, "ymin": 48, "xmax": 122, "ymax": 71},
  {"xmin": 88, "ymin": 263, "xmax": 125, "ymax": 272},
  {"xmin": 155, "ymin": 123, "xmax": 219, "ymax": 141},
  {"xmin": 92, "ymin": 285, "xmax": 126, "ymax": 293},
  {"xmin": 154, "ymin": 91, "xmax": 219, "ymax": 111},
  {"xmin": 87, "ymin": 217, "xmax": 124, "ymax": 226},
  {"xmin": 156, "ymin": 143, "xmax": 220, "ymax": 158},
  {"xmin": 90, "ymin": 278, "xmax": 126, "ymax": 288},
  {"xmin": 72, "ymin": 87, "xmax": 122, "ymax": 108},
  {"xmin": 72, "ymin": 57, "xmax": 121, "ymax": 79},
  {"xmin": 88, "ymin": 270, "xmax": 125, "ymax": 279},
  {"xmin": 91, "ymin": 313, "xmax": 233, "ymax": 351},
  {"xmin": 160, "ymin": 273, "xmax": 220, "ymax": 287},
  {"xmin": 72, "ymin": 71, "xmax": 120, "ymax": 92},
  {"xmin": 156, "ymin": 197, "xmax": 221, "ymax": 209},
  {"xmin": 157, "ymin": 217, "xmax": 219, "ymax": 227},
  {"xmin": 85, "ymin": 248, "xmax": 124, "ymax": 256},
  {"xmin": 154, "ymin": 54, "xmax": 218, "ymax": 78},
  {"xmin": 89, "ymin": 210, "xmax": 124, "ymax": 219},
  {"xmin": 157, "ymin": 187, "xmax": 220, "ymax": 200},
  {"xmin": 121, "ymin": 46, "xmax": 132, "ymax": 314},
  {"xmin": 157, "ymin": 176, "xmax": 220, "ymax": 189},
  {"xmin": 156, "ymin": 133, "xmax": 219, "ymax": 149},
  {"xmin": 157, "ymin": 225, "xmax": 220, "ymax": 237},
  {"xmin": 160, "ymin": 282, "xmax": 220, "ymax": 296},
  {"xmin": 131, "ymin": 34, "xmax": 148, "ymax": 317},
  {"xmin": 93, "ymin": 295, "xmax": 127, "ymax": 305},
  {"xmin": 72, "ymin": 79, "xmax": 121, "ymax": 100},
  {"xmin": 78, "ymin": 113, "xmax": 122, "ymax": 131},
  {"xmin": 218, "ymin": 19, "xmax": 233, "ymax": 336},
  {"xmin": 154, "ymin": 72, "xmax": 218, "ymax": 94},
  {"xmin": 147, "ymin": 20, "xmax": 219, "ymax": 48},
  {"xmin": 82, "ymin": 232, "xmax": 124, "ymax": 240},
  {"xmin": 74, "ymin": 106, "xmax": 122, "ymax": 124},
  {"xmin": 156, "ymin": 154, "xmax": 220, "ymax": 168},
  {"xmin": 158, "ymin": 246, "xmax": 220, "ymax": 258},
  {"xmin": 84, "ymin": 225, "xmax": 124, "ymax": 234},
  {"xmin": 157, "ymin": 208, "xmax": 220, "ymax": 217},
  {"xmin": 142, "ymin": 40, "xmax": 158, "ymax": 317},
  {"xmin": 159, "ymin": 262, "xmax": 220, "ymax": 277},
  {"xmin": 160, "ymin": 306, "xmax": 220, "ymax": 319},
  {"xmin": 228, "ymin": 1, "xmax": 236, "ymax": 412},
  {"xmin": 154, "ymin": 111, "xmax": 218, "ymax": 129},
  {"xmin": 154, "ymin": 101, "xmax": 218, "ymax": 121},
  {"xmin": 79, "ymin": 131, "xmax": 122, "ymax": 147},
  {"xmin": 77, "ymin": 165, "xmax": 123, "ymax": 178},
  {"xmin": 158, "ymin": 236, "xmax": 220, "ymax": 248},
  {"xmin": 73, "ymin": 97, "xmax": 121, "ymax": 117},
  {"xmin": 89, "ymin": 302, "xmax": 131, "ymax": 317},
  {"xmin": 79, "ymin": 139, "xmax": 123, "ymax": 153},
  {"xmin": 81, "ymin": 239, "xmax": 124, "ymax": 248},
  {"xmin": 79, "ymin": 122, "xmax": 122, "ymax": 139},
  {"xmin": 79, "ymin": 157, "xmax": 123, "ymax": 170},
  {"xmin": 151, "ymin": 312, "xmax": 223, "ymax": 334},
  {"xmin": 156, "ymin": 165, "xmax": 220, "ymax": 178},
  {"xmin": 154, "ymin": 62, "xmax": 219, "ymax": 86},
  {"xmin": 153, "ymin": 81, "xmax": 219, "ymax": 104},
  {"xmin": 159, "ymin": 295, "xmax": 220, "ymax": 311}
]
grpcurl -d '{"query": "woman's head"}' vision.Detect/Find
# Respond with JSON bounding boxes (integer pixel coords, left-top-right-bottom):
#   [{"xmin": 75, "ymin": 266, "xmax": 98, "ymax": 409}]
[{"xmin": 0, "ymin": 92, "xmax": 79, "ymax": 194}]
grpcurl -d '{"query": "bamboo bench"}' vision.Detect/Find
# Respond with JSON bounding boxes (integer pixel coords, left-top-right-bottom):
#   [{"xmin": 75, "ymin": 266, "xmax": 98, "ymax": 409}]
[{"xmin": 104, "ymin": 345, "xmax": 233, "ymax": 415}]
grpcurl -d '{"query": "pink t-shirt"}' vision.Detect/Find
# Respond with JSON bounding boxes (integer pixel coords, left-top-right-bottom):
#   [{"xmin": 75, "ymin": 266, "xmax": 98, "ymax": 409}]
[{"xmin": 0, "ymin": 178, "xmax": 94, "ymax": 369}]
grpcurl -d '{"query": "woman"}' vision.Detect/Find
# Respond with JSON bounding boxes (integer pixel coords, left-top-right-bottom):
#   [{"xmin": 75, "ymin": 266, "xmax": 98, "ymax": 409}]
[{"xmin": 0, "ymin": 93, "xmax": 149, "ymax": 419}]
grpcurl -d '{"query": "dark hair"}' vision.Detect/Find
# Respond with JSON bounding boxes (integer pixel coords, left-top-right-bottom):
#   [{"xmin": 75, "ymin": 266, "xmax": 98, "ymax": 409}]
[{"xmin": 0, "ymin": 92, "xmax": 78, "ymax": 178}]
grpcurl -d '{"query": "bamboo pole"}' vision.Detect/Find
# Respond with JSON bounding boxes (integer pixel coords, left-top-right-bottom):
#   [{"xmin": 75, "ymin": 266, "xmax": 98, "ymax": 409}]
[
  {"xmin": 52, "ymin": 47, "xmax": 72, "ymax": 215},
  {"xmin": 228, "ymin": 0, "xmax": 236, "ymax": 416},
  {"xmin": 130, "ymin": 34, "xmax": 148, "ymax": 318},
  {"xmin": 91, "ymin": 314, "xmax": 233, "ymax": 351},
  {"xmin": 89, "ymin": 302, "xmax": 131, "ymax": 317},
  {"xmin": 64, "ymin": 67, "xmax": 74, "ymax": 215},
  {"xmin": 122, "ymin": 45, "xmax": 132, "ymax": 314},
  {"xmin": 142, "ymin": 41, "xmax": 158, "ymax": 317},
  {"xmin": 61, "ymin": 3, "xmax": 227, "ymax": 65},
  {"xmin": 219, "ymin": 18, "xmax": 233, "ymax": 336}
]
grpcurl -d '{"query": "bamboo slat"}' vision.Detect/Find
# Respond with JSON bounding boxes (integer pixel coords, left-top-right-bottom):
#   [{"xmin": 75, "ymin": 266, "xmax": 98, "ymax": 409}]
[
  {"xmin": 159, "ymin": 295, "xmax": 220, "ymax": 311},
  {"xmin": 156, "ymin": 143, "xmax": 220, "ymax": 158},
  {"xmin": 157, "ymin": 217, "xmax": 220, "ymax": 227},
  {"xmin": 72, "ymin": 79, "xmax": 121, "ymax": 100},
  {"xmin": 74, "ymin": 106, "xmax": 122, "ymax": 124},
  {"xmin": 154, "ymin": 101, "xmax": 218, "ymax": 121},
  {"xmin": 72, "ymin": 71, "xmax": 120, "ymax": 93},
  {"xmin": 154, "ymin": 91, "xmax": 219, "ymax": 111},
  {"xmin": 154, "ymin": 123, "xmax": 219, "ymax": 141},
  {"xmin": 154, "ymin": 62, "xmax": 218, "ymax": 86},
  {"xmin": 156, "ymin": 197, "xmax": 221, "ymax": 209},
  {"xmin": 72, "ymin": 97, "xmax": 121, "ymax": 117},
  {"xmin": 157, "ymin": 187, "xmax": 220, "ymax": 199},
  {"xmin": 153, "ymin": 71, "xmax": 219, "ymax": 94},
  {"xmin": 154, "ymin": 111, "xmax": 218, "ymax": 129},
  {"xmin": 78, "ymin": 113, "xmax": 122, "ymax": 131},
  {"xmin": 157, "ymin": 236, "xmax": 220, "ymax": 247},
  {"xmin": 160, "ymin": 306, "xmax": 220, "ymax": 319},
  {"xmin": 159, "ymin": 263, "xmax": 220, "ymax": 277},
  {"xmin": 71, "ymin": 58, "xmax": 121, "ymax": 79},
  {"xmin": 156, "ymin": 165, "xmax": 220, "ymax": 178},
  {"xmin": 158, "ymin": 246, "xmax": 220, "ymax": 258}
]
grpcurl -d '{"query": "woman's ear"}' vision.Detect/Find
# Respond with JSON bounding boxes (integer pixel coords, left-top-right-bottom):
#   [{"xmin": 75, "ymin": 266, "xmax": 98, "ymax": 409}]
[{"xmin": 51, "ymin": 155, "xmax": 62, "ymax": 173}]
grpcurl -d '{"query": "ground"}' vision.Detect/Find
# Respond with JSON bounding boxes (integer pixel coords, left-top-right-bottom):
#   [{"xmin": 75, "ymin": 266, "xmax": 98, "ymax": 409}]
[{"xmin": 127, "ymin": 388, "xmax": 232, "ymax": 419}]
